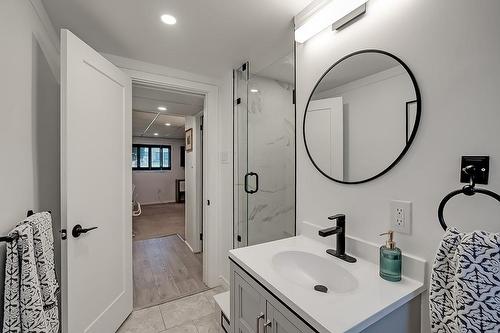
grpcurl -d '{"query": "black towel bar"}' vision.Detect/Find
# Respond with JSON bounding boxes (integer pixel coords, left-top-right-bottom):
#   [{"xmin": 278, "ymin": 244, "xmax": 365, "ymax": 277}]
[
  {"xmin": 0, "ymin": 235, "xmax": 18, "ymax": 243},
  {"xmin": 0, "ymin": 210, "xmax": 51, "ymax": 243}
]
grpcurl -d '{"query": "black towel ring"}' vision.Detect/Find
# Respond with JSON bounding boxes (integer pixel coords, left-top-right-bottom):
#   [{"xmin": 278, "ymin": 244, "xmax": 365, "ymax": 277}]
[{"xmin": 438, "ymin": 166, "xmax": 500, "ymax": 231}]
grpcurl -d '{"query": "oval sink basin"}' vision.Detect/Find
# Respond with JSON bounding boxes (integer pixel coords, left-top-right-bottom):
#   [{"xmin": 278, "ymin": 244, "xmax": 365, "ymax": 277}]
[{"xmin": 271, "ymin": 251, "xmax": 358, "ymax": 294}]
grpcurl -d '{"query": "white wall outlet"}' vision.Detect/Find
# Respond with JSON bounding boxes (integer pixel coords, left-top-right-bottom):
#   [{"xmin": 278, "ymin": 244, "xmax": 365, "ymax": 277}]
[{"xmin": 390, "ymin": 200, "xmax": 412, "ymax": 234}]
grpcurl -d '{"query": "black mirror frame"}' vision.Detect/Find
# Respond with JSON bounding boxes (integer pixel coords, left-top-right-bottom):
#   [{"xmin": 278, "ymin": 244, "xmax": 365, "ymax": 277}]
[{"xmin": 303, "ymin": 49, "xmax": 422, "ymax": 185}]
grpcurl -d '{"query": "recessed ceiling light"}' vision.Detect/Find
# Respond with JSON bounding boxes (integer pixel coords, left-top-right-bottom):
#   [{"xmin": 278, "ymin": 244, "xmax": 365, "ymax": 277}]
[
  {"xmin": 165, "ymin": 123, "xmax": 171, "ymax": 126},
  {"xmin": 158, "ymin": 106, "xmax": 167, "ymax": 111},
  {"xmin": 154, "ymin": 133, "xmax": 159, "ymax": 136},
  {"xmin": 161, "ymin": 14, "xmax": 177, "ymax": 25},
  {"xmin": 250, "ymin": 88, "xmax": 259, "ymax": 93}
]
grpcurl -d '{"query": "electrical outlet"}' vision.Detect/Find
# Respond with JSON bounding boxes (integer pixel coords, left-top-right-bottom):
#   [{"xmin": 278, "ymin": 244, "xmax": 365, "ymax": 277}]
[{"xmin": 390, "ymin": 200, "xmax": 412, "ymax": 234}]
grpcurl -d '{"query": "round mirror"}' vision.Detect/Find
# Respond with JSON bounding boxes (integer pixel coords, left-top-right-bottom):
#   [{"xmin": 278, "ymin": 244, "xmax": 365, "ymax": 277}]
[{"xmin": 303, "ymin": 50, "xmax": 421, "ymax": 184}]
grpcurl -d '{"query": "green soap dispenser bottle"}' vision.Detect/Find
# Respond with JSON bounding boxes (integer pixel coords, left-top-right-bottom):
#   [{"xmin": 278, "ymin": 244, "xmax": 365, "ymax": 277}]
[{"xmin": 379, "ymin": 231, "xmax": 402, "ymax": 282}]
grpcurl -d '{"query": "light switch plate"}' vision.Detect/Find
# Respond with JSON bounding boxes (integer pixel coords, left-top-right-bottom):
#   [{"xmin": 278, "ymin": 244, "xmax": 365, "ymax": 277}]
[{"xmin": 390, "ymin": 200, "xmax": 412, "ymax": 234}]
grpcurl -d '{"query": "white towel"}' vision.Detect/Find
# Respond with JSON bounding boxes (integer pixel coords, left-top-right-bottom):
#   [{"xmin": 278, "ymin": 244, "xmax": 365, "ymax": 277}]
[
  {"xmin": 430, "ymin": 228, "xmax": 500, "ymax": 333},
  {"xmin": 2, "ymin": 212, "xmax": 59, "ymax": 333}
]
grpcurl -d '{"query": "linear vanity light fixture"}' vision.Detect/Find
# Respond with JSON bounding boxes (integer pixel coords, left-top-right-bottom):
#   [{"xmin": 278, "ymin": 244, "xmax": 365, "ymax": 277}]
[{"xmin": 295, "ymin": 0, "xmax": 368, "ymax": 43}]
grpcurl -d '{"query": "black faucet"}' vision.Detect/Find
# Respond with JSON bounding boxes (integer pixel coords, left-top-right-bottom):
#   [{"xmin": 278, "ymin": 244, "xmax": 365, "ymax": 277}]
[{"xmin": 318, "ymin": 214, "xmax": 356, "ymax": 263}]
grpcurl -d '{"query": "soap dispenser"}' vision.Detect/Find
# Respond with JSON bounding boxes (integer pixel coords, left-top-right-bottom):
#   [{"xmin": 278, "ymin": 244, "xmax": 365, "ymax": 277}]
[{"xmin": 379, "ymin": 231, "xmax": 402, "ymax": 282}]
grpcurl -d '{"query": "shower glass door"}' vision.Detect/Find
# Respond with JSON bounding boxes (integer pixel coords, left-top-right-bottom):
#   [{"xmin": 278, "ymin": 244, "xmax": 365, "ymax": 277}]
[
  {"xmin": 233, "ymin": 63, "xmax": 249, "ymax": 247},
  {"xmin": 233, "ymin": 53, "xmax": 295, "ymax": 248}
]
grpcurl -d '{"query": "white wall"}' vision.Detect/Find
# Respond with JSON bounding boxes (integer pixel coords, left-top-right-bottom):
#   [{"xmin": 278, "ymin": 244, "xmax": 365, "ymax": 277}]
[
  {"xmin": 296, "ymin": 0, "xmax": 500, "ymax": 331},
  {"xmin": 0, "ymin": 0, "xmax": 60, "ymax": 322},
  {"xmin": 132, "ymin": 137, "xmax": 185, "ymax": 205}
]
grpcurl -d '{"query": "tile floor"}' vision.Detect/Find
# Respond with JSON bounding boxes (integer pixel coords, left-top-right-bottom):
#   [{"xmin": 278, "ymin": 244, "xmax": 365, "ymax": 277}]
[{"xmin": 118, "ymin": 286, "xmax": 227, "ymax": 333}]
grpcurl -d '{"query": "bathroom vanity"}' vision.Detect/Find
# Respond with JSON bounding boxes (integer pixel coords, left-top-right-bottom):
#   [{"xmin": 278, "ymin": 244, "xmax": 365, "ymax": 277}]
[{"xmin": 229, "ymin": 233, "xmax": 426, "ymax": 333}]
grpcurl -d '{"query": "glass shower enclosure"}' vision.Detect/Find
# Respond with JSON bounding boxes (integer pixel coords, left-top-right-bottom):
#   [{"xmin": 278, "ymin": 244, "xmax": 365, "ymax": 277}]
[{"xmin": 233, "ymin": 53, "xmax": 295, "ymax": 248}]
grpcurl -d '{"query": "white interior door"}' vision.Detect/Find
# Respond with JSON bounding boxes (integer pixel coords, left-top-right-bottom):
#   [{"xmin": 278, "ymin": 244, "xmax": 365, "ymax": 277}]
[
  {"xmin": 61, "ymin": 29, "xmax": 132, "ymax": 333},
  {"xmin": 306, "ymin": 97, "xmax": 344, "ymax": 180}
]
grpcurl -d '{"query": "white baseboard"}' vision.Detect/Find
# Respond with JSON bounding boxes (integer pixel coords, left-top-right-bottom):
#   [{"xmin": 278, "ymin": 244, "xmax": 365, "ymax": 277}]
[{"xmin": 184, "ymin": 239, "xmax": 195, "ymax": 253}]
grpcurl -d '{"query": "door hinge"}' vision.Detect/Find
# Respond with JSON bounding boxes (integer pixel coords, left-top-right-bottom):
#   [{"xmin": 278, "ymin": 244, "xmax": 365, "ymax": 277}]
[
  {"xmin": 200, "ymin": 124, "xmax": 203, "ymax": 131},
  {"xmin": 292, "ymin": 89, "xmax": 296, "ymax": 105},
  {"xmin": 237, "ymin": 235, "xmax": 242, "ymax": 242},
  {"xmin": 200, "ymin": 233, "xmax": 203, "ymax": 241}
]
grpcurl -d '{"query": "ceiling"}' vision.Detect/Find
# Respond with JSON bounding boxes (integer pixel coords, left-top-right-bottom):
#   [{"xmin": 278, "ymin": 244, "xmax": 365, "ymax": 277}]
[
  {"xmin": 132, "ymin": 84, "xmax": 202, "ymax": 139},
  {"xmin": 133, "ymin": 83, "xmax": 204, "ymax": 116},
  {"xmin": 133, "ymin": 111, "xmax": 186, "ymax": 139},
  {"xmin": 42, "ymin": 0, "xmax": 311, "ymax": 78}
]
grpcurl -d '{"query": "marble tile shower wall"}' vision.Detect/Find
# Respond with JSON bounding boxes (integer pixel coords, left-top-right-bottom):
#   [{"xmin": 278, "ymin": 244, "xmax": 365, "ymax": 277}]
[{"xmin": 246, "ymin": 75, "xmax": 295, "ymax": 245}]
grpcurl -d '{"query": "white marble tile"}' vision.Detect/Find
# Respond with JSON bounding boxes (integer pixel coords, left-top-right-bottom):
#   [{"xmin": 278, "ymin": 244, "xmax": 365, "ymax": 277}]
[
  {"xmin": 245, "ymin": 75, "xmax": 295, "ymax": 245},
  {"xmin": 159, "ymin": 292, "xmax": 215, "ymax": 329},
  {"xmin": 117, "ymin": 306, "xmax": 166, "ymax": 333}
]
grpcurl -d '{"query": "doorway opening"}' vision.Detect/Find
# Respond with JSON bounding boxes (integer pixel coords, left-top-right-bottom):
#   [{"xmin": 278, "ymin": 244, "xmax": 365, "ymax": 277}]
[{"xmin": 131, "ymin": 82, "xmax": 207, "ymax": 309}]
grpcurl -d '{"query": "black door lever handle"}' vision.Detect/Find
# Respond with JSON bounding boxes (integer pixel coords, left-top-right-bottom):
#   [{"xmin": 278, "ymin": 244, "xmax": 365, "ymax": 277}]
[{"xmin": 72, "ymin": 224, "xmax": 98, "ymax": 238}]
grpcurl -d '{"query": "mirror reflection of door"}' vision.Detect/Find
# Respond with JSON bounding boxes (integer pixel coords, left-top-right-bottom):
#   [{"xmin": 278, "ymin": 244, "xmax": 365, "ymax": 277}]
[{"xmin": 305, "ymin": 97, "xmax": 344, "ymax": 180}]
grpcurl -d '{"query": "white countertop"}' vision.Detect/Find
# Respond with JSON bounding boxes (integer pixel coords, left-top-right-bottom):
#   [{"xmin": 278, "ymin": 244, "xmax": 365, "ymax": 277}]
[{"xmin": 229, "ymin": 235, "xmax": 426, "ymax": 333}]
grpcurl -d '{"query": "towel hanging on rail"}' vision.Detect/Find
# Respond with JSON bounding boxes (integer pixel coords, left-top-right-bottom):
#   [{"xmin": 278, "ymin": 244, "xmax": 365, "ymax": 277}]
[
  {"xmin": 3, "ymin": 224, "xmax": 49, "ymax": 332},
  {"xmin": 24, "ymin": 212, "xmax": 60, "ymax": 331},
  {"xmin": 430, "ymin": 228, "xmax": 500, "ymax": 333},
  {"xmin": 2, "ymin": 212, "xmax": 59, "ymax": 333}
]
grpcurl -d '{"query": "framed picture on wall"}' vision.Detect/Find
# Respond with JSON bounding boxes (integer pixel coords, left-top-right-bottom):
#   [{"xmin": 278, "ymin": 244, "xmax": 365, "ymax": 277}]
[
  {"xmin": 185, "ymin": 128, "xmax": 193, "ymax": 152},
  {"xmin": 406, "ymin": 100, "xmax": 418, "ymax": 143}
]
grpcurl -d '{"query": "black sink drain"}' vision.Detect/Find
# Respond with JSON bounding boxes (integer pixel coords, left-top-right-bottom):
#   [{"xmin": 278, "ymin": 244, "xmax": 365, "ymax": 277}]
[{"xmin": 314, "ymin": 285, "xmax": 328, "ymax": 293}]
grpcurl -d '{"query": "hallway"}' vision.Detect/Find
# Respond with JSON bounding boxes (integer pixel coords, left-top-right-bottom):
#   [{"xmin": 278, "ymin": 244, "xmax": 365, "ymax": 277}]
[{"xmin": 133, "ymin": 234, "xmax": 206, "ymax": 309}]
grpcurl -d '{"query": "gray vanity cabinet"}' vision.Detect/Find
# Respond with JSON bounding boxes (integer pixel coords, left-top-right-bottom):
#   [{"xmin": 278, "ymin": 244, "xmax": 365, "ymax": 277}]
[
  {"xmin": 266, "ymin": 304, "xmax": 301, "ymax": 333},
  {"xmin": 233, "ymin": 272, "xmax": 267, "ymax": 333},
  {"xmin": 230, "ymin": 260, "xmax": 421, "ymax": 333},
  {"xmin": 230, "ymin": 261, "xmax": 315, "ymax": 333}
]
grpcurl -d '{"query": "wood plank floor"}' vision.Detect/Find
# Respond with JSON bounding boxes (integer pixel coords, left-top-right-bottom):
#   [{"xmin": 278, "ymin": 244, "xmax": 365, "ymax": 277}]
[
  {"xmin": 133, "ymin": 203, "xmax": 185, "ymax": 241},
  {"xmin": 133, "ymin": 234, "xmax": 207, "ymax": 309}
]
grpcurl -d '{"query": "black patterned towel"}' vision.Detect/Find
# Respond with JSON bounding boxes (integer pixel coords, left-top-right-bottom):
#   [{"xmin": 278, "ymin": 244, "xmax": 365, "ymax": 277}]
[
  {"xmin": 2, "ymin": 212, "xmax": 59, "ymax": 333},
  {"xmin": 23, "ymin": 212, "xmax": 60, "ymax": 333},
  {"xmin": 3, "ymin": 224, "xmax": 48, "ymax": 333},
  {"xmin": 430, "ymin": 228, "xmax": 500, "ymax": 333}
]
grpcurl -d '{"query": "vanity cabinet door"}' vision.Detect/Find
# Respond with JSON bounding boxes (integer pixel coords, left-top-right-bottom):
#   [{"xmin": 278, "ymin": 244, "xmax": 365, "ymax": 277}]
[
  {"xmin": 233, "ymin": 272, "xmax": 267, "ymax": 333},
  {"xmin": 265, "ymin": 304, "xmax": 301, "ymax": 333}
]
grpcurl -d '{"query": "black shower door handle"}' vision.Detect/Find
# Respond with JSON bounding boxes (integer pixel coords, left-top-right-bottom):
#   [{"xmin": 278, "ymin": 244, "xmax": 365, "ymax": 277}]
[{"xmin": 244, "ymin": 172, "xmax": 259, "ymax": 194}]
